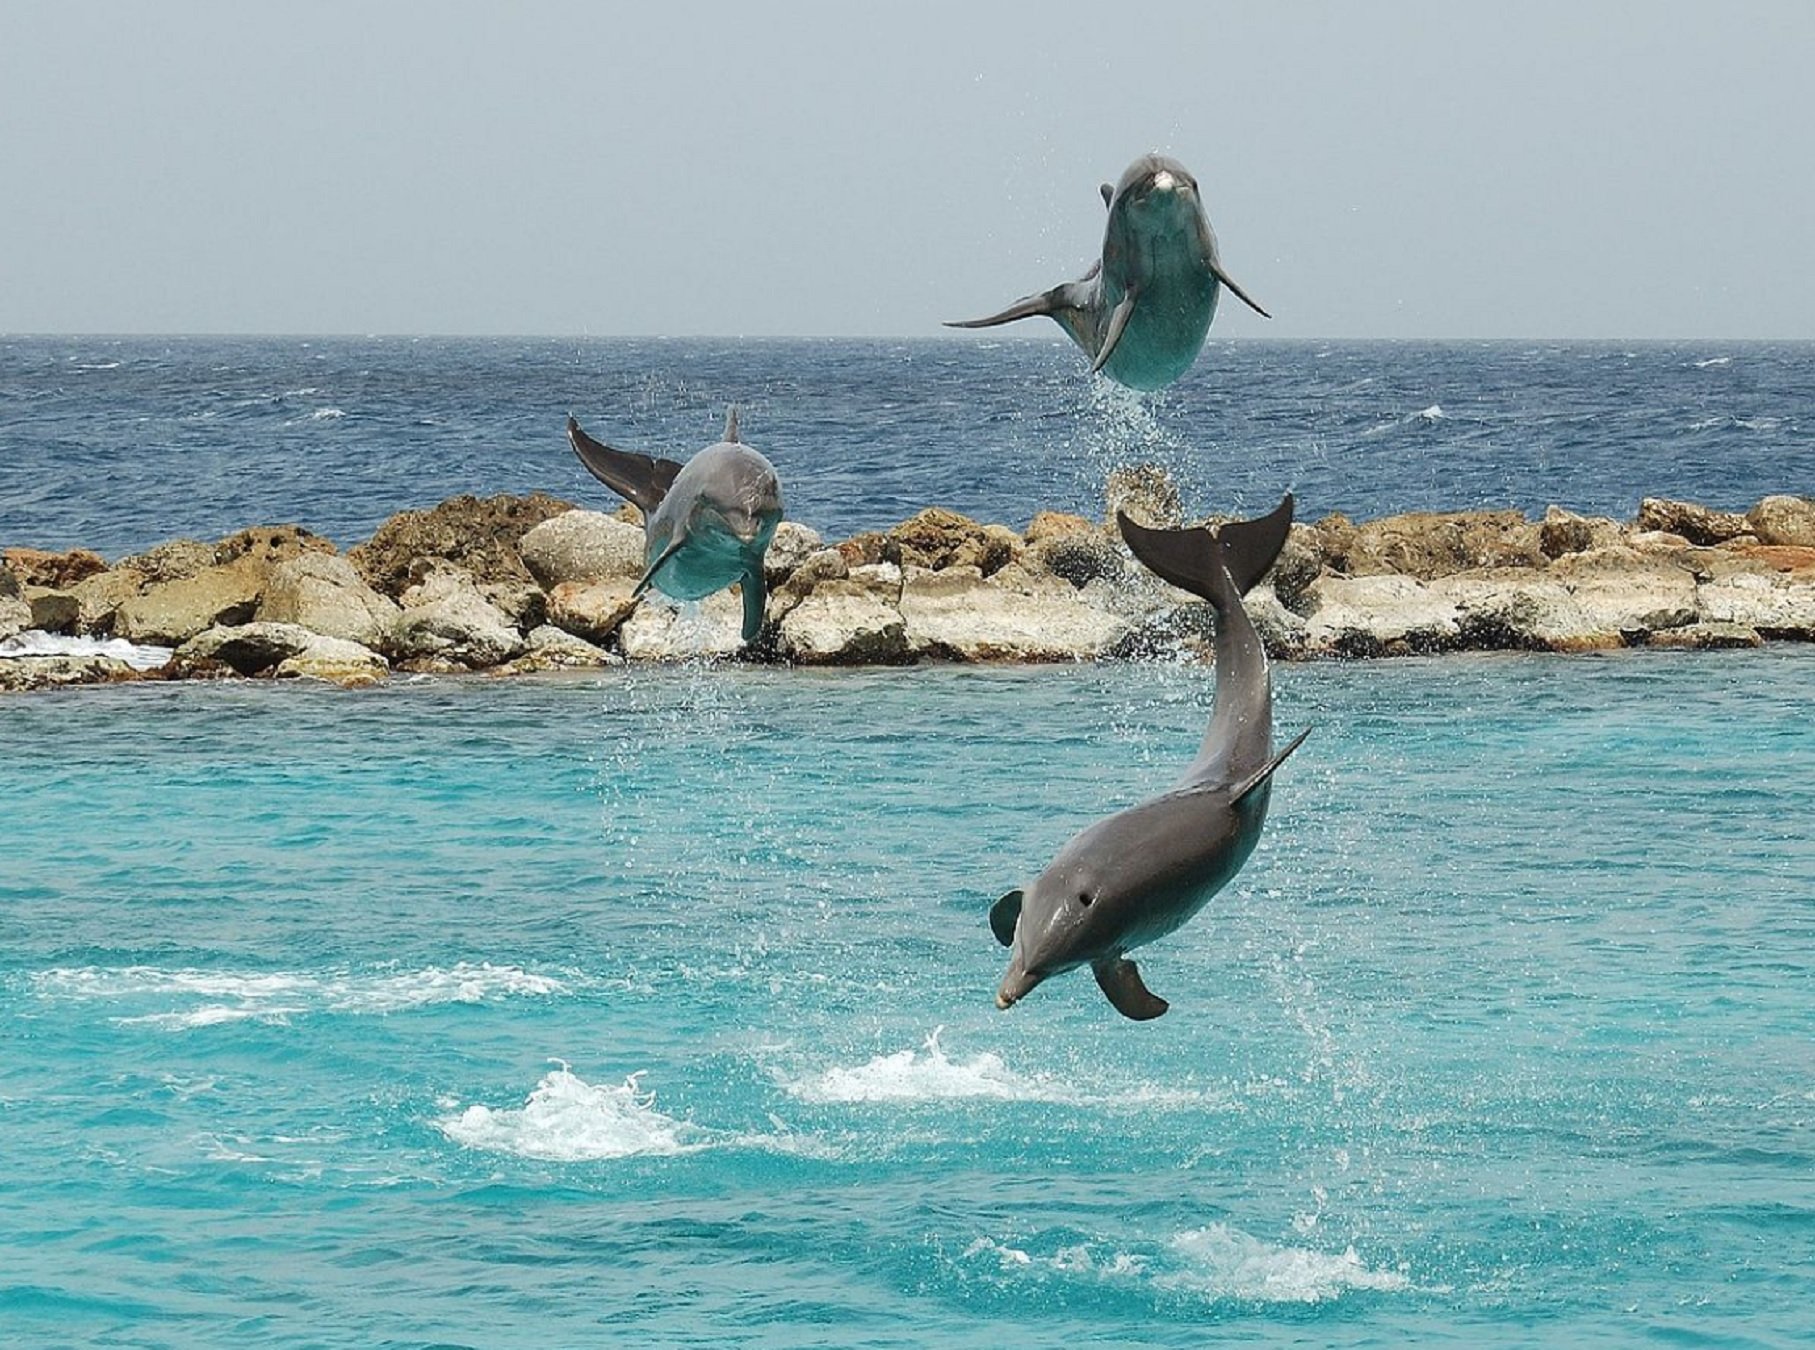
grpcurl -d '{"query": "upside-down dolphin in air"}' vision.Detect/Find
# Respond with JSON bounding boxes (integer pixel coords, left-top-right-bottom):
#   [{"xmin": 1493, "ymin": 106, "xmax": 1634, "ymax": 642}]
[
  {"xmin": 947, "ymin": 153, "xmax": 1269, "ymax": 391},
  {"xmin": 566, "ymin": 408, "xmax": 783, "ymax": 643},
  {"xmin": 991, "ymin": 494, "xmax": 1308, "ymax": 1021}
]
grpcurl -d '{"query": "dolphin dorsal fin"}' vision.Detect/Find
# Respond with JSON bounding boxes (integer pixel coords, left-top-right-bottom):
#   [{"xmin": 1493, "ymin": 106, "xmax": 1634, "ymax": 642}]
[
  {"xmin": 724, "ymin": 405, "xmax": 741, "ymax": 443},
  {"xmin": 1229, "ymin": 726, "xmax": 1313, "ymax": 806}
]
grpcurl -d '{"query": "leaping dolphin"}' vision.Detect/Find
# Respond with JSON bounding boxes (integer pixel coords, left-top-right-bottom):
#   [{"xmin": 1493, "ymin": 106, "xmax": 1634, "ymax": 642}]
[
  {"xmin": 991, "ymin": 494, "xmax": 1308, "ymax": 1021},
  {"xmin": 566, "ymin": 408, "xmax": 784, "ymax": 643},
  {"xmin": 947, "ymin": 153, "xmax": 1269, "ymax": 392}
]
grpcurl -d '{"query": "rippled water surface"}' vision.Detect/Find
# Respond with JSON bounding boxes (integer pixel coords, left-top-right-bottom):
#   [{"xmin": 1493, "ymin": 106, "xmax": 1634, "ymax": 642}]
[
  {"xmin": 3, "ymin": 651, "xmax": 1811, "ymax": 1345},
  {"xmin": 2, "ymin": 336, "xmax": 1810, "ymax": 556}
]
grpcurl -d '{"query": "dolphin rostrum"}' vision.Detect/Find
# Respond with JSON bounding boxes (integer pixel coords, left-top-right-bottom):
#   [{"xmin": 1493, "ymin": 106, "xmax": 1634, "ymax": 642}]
[
  {"xmin": 566, "ymin": 408, "xmax": 784, "ymax": 643},
  {"xmin": 947, "ymin": 153, "xmax": 1269, "ymax": 392},
  {"xmin": 992, "ymin": 494, "xmax": 1308, "ymax": 1020}
]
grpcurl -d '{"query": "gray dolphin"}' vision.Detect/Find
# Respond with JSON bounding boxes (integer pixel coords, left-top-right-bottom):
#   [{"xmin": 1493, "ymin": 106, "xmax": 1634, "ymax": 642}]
[
  {"xmin": 991, "ymin": 495, "xmax": 1308, "ymax": 1020},
  {"xmin": 947, "ymin": 153, "xmax": 1269, "ymax": 392},
  {"xmin": 566, "ymin": 408, "xmax": 783, "ymax": 643}
]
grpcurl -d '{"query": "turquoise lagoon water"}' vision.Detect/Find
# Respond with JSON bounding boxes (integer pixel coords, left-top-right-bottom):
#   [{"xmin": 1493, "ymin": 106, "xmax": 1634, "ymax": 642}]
[{"xmin": 2, "ymin": 650, "xmax": 1810, "ymax": 1346}]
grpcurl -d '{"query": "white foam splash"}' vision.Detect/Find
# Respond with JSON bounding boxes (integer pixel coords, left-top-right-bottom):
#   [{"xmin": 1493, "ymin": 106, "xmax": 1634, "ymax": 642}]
[
  {"xmin": 307, "ymin": 406, "xmax": 346, "ymax": 420},
  {"xmin": 1693, "ymin": 356, "xmax": 1732, "ymax": 368},
  {"xmin": 437, "ymin": 1065, "xmax": 700, "ymax": 1161},
  {"xmin": 1414, "ymin": 403, "xmax": 1445, "ymax": 422},
  {"xmin": 1167, "ymin": 1224, "xmax": 1411, "ymax": 1302},
  {"xmin": 34, "ymin": 962, "xmax": 566, "ymax": 1028},
  {"xmin": 0, "ymin": 631, "xmax": 172, "ymax": 670},
  {"xmin": 783, "ymin": 1028, "xmax": 1060, "ymax": 1104}
]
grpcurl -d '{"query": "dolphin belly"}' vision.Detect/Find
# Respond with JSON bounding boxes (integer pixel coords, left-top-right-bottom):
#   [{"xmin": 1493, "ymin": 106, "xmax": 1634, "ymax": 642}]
[
  {"xmin": 1097, "ymin": 284, "xmax": 1218, "ymax": 392},
  {"xmin": 644, "ymin": 530, "xmax": 753, "ymax": 601}
]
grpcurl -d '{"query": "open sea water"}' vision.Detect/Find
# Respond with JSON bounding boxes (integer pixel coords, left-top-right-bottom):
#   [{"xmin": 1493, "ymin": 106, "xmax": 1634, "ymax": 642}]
[{"xmin": 2, "ymin": 338, "xmax": 1812, "ymax": 1346}]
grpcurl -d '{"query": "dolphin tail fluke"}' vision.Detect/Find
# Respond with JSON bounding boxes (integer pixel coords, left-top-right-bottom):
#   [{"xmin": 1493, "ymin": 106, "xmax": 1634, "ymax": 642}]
[
  {"xmin": 724, "ymin": 406, "xmax": 741, "ymax": 443},
  {"xmin": 1229, "ymin": 725, "xmax": 1313, "ymax": 806},
  {"xmin": 567, "ymin": 416, "xmax": 687, "ymax": 516},
  {"xmin": 1094, "ymin": 957, "xmax": 1169, "ymax": 1021},
  {"xmin": 1117, "ymin": 494, "xmax": 1295, "ymax": 602},
  {"xmin": 738, "ymin": 564, "xmax": 766, "ymax": 643}
]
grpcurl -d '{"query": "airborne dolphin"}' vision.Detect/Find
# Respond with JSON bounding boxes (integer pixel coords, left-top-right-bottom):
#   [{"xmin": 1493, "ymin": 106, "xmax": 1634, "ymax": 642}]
[
  {"xmin": 566, "ymin": 408, "xmax": 783, "ymax": 643},
  {"xmin": 948, "ymin": 153, "xmax": 1269, "ymax": 392},
  {"xmin": 991, "ymin": 495, "xmax": 1308, "ymax": 1020}
]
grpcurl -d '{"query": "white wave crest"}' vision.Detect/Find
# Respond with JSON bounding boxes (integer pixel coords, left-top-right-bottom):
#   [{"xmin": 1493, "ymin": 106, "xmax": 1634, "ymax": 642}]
[
  {"xmin": 1168, "ymin": 1224, "xmax": 1411, "ymax": 1302},
  {"xmin": 783, "ymin": 1028, "xmax": 1060, "ymax": 1104},
  {"xmin": 1693, "ymin": 356, "xmax": 1732, "ymax": 368},
  {"xmin": 35, "ymin": 961, "xmax": 566, "ymax": 1028},
  {"xmin": 307, "ymin": 406, "xmax": 346, "ymax": 420},
  {"xmin": 437, "ymin": 1065, "xmax": 700, "ymax": 1161},
  {"xmin": 0, "ymin": 631, "xmax": 172, "ymax": 670},
  {"xmin": 1414, "ymin": 403, "xmax": 1445, "ymax": 423}
]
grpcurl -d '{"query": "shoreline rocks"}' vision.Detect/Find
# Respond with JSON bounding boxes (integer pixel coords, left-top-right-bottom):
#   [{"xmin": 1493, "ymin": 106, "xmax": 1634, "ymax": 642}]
[{"xmin": 3, "ymin": 485, "xmax": 1813, "ymax": 693}]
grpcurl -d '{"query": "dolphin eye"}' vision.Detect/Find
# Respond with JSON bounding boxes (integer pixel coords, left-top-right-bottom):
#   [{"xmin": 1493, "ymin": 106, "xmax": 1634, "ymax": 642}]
[{"xmin": 1077, "ymin": 890, "xmax": 1094, "ymax": 907}]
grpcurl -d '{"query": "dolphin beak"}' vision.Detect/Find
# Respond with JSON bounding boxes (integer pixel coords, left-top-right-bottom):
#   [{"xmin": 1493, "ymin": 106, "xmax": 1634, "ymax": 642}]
[{"xmin": 995, "ymin": 962, "xmax": 1042, "ymax": 1011}]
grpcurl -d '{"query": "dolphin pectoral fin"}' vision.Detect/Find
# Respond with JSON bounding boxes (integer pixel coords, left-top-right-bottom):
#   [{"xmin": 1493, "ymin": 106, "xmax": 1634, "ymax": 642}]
[
  {"xmin": 945, "ymin": 286, "xmax": 1070, "ymax": 330},
  {"xmin": 567, "ymin": 416, "xmax": 686, "ymax": 516},
  {"xmin": 1230, "ymin": 726, "xmax": 1314, "ymax": 806},
  {"xmin": 1211, "ymin": 263, "xmax": 1271, "ymax": 319},
  {"xmin": 1094, "ymin": 958, "xmax": 1169, "ymax": 1021},
  {"xmin": 738, "ymin": 565, "xmax": 766, "ymax": 643},
  {"xmin": 989, "ymin": 889, "xmax": 1024, "ymax": 948},
  {"xmin": 635, "ymin": 531, "xmax": 689, "ymax": 597},
  {"xmin": 1090, "ymin": 291, "xmax": 1139, "ymax": 374}
]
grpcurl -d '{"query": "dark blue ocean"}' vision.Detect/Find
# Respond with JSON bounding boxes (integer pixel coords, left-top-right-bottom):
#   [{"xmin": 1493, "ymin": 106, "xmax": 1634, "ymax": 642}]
[
  {"xmin": 2, "ymin": 339, "xmax": 1812, "ymax": 1347},
  {"xmin": 1, "ymin": 336, "xmax": 1810, "ymax": 556}
]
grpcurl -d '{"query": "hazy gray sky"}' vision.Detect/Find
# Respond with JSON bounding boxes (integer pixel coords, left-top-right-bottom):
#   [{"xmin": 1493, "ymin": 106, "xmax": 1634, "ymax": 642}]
[{"xmin": 3, "ymin": 1, "xmax": 1810, "ymax": 338}]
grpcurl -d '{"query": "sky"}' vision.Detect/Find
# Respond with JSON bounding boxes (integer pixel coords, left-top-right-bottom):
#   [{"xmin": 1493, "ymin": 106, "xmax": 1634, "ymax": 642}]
[{"xmin": 2, "ymin": 1, "xmax": 1811, "ymax": 339}]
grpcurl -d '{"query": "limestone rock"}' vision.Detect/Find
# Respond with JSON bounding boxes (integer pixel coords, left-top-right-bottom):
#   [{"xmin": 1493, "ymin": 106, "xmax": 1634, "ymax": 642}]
[
  {"xmin": 836, "ymin": 531, "xmax": 889, "ymax": 567},
  {"xmin": 1302, "ymin": 574, "xmax": 1462, "ymax": 656},
  {"xmin": 275, "ymin": 636, "xmax": 390, "ymax": 688},
  {"xmin": 0, "ymin": 565, "xmax": 15, "ymax": 599},
  {"xmin": 769, "ymin": 548, "xmax": 849, "ymax": 619},
  {"xmin": 257, "ymin": 552, "xmax": 400, "ymax": 646},
  {"xmin": 1321, "ymin": 510, "xmax": 1542, "ymax": 580},
  {"xmin": 517, "ymin": 509, "xmax": 647, "ymax": 588},
  {"xmin": 1104, "ymin": 463, "xmax": 1182, "ymax": 528},
  {"xmin": 0, "ymin": 594, "xmax": 29, "ymax": 641},
  {"xmin": 0, "ymin": 654, "xmax": 142, "ymax": 693},
  {"xmin": 1025, "ymin": 529, "xmax": 1125, "ymax": 589},
  {"xmin": 1646, "ymin": 622, "xmax": 1764, "ymax": 650},
  {"xmin": 1025, "ymin": 511, "xmax": 1097, "ymax": 544},
  {"xmin": 389, "ymin": 567, "xmax": 526, "ymax": 669},
  {"xmin": 1698, "ymin": 572, "xmax": 1815, "ymax": 639},
  {"xmin": 25, "ymin": 588, "xmax": 80, "ymax": 634},
  {"xmin": 1434, "ymin": 573, "xmax": 1621, "ymax": 652},
  {"xmin": 1747, "ymin": 495, "xmax": 1815, "ymax": 548},
  {"xmin": 1269, "ymin": 524, "xmax": 1324, "ymax": 612},
  {"xmin": 351, "ymin": 491, "xmax": 574, "ymax": 596},
  {"xmin": 777, "ymin": 588, "xmax": 910, "ymax": 665},
  {"xmin": 886, "ymin": 508, "xmax": 1019, "ymax": 574},
  {"xmin": 1547, "ymin": 548, "xmax": 1701, "ymax": 635},
  {"xmin": 173, "ymin": 622, "xmax": 320, "ymax": 676},
  {"xmin": 3, "ymin": 547, "xmax": 108, "ymax": 589},
  {"xmin": 898, "ymin": 565, "xmax": 1129, "ymax": 661},
  {"xmin": 117, "ymin": 538, "xmax": 216, "ymax": 584},
  {"xmin": 1634, "ymin": 498, "xmax": 1750, "ymax": 546},
  {"xmin": 114, "ymin": 559, "xmax": 263, "ymax": 645},
  {"xmin": 616, "ymin": 589, "xmax": 747, "ymax": 661},
  {"xmin": 763, "ymin": 521, "xmax": 824, "ymax": 581},
  {"xmin": 214, "ymin": 523, "xmax": 335, "ymax": 567},
  {"xmin": 69, "ymin": 567, "xmax": 147, "ymax": 635},
  {"xmin": 494, "ymin": 625, "xmax": 620, "ymax": 673},
  {"xmin": 1539, "ymin": 505, "xmax": 1624, "ymax": 559},
  {"xmin": 545, "ymin": 578, "xmax": 641, "ymax": 645}
]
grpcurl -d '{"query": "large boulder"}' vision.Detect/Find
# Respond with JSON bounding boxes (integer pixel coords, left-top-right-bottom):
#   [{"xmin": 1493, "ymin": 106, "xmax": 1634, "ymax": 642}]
[
  {"xmin": 0, "ymin": 653, "xmax": 143, "ymax": 693},
  {"xmin": 24, "ymin": 587, "xmax": 80, "ymax": 634},
  {"xmin": 1634, "ymin": 498, "xmax": 1751, "ymax": 546},
  {"xmin": 516, "ymin": 509, "xmax": 646, "ymax": 588},
  {"xmin": 545, "ymin": 578, "xmax": 642, "ymax": 645},
  {"xmin": 274, "ymin": 636, "xmax": 390, "ymax": 688},
  {"xmin": 777, "ymin": 586, "xmax": 911, "ymax": 665},
  {"xmin": 69, "ymin": 567, "xmax": 148, "ymax": 635},
  {"xmin": 1698, "ymin": 572, "xmax": 1815, "ymax": 640},
  {"xmin": 113, "ymin": 559, "xmax": 264, "ymax": 645},
  {"xmin": 1433, "ymin": 573, "xmax": 1621, "ymax": 652},
  {"xmin": 767, "ymin": 548, "xmax": 849, "ymax": 621},
  {"xmin": 3, "ymin": 547, "xmax": 108, "ymax": 589},
  {"xmin": 257, "ymin": 552, "xmax": 400, "ymax": 646},
  {"xmin": 214, "ymin": 523, "xmax": 336, "ymax": 567},
  {"xmin": 494, "ymin": 626, "xmax": 620, "ymax": 674},
  {"xmin": 1539, "ymin": 505, "xmax": 1624, "ymax": 559},
  {"xmin": 1320, "ymin": 510, "xmax": 1543, "ymax": 580},
  {"xmin": 886, "ymin": 508, "xmax": 1020, "ymax": 575},
  {"xmin": 763, "ymin": 521, "xmax": 825, "ymax": 581},
  {"xmin": 117, "ymin": 538, "xmax": 216, "ymax": 584},
  {"xmin": 1547, "ymin": 548, "xmax": 1701, "ymax": 635},
  {"xmin": 350, "ymin": 491, "xmax": 574, "ymax": 596},
  {"xmin": 616, "ymin": 589, "xmax": 747, "ymax": 661},
  {"xmin": 1747, "ymin": 495, "xmax": 1815, "ymax": 548},
  {"xmin": 1024, "ymin": 528, "xmax": 1125, "ymax": 590},
  {"xmin": 172, "ymin": 622, "xmax": 321, "ymax": 676},
  {"xmin": 1301, "ymin": 574, "xmax": 1462, "ymax": 657},
  {"xmin": 898, "ymin": 565, "xmax": 1129, "ymax": 661},
  {"xmin": 388, "ymin": 566, "xmax": 526, "ymax": 669},
  {"xmin": 0, "ymin": 593, "xmax": 29, "ymax": 640}
]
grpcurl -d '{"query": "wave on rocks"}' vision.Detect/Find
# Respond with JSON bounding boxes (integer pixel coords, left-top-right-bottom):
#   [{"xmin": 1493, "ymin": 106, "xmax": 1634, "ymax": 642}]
[{"xmin": 0, "ymin": 631, "xmax": 172, "ymax": 670}]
